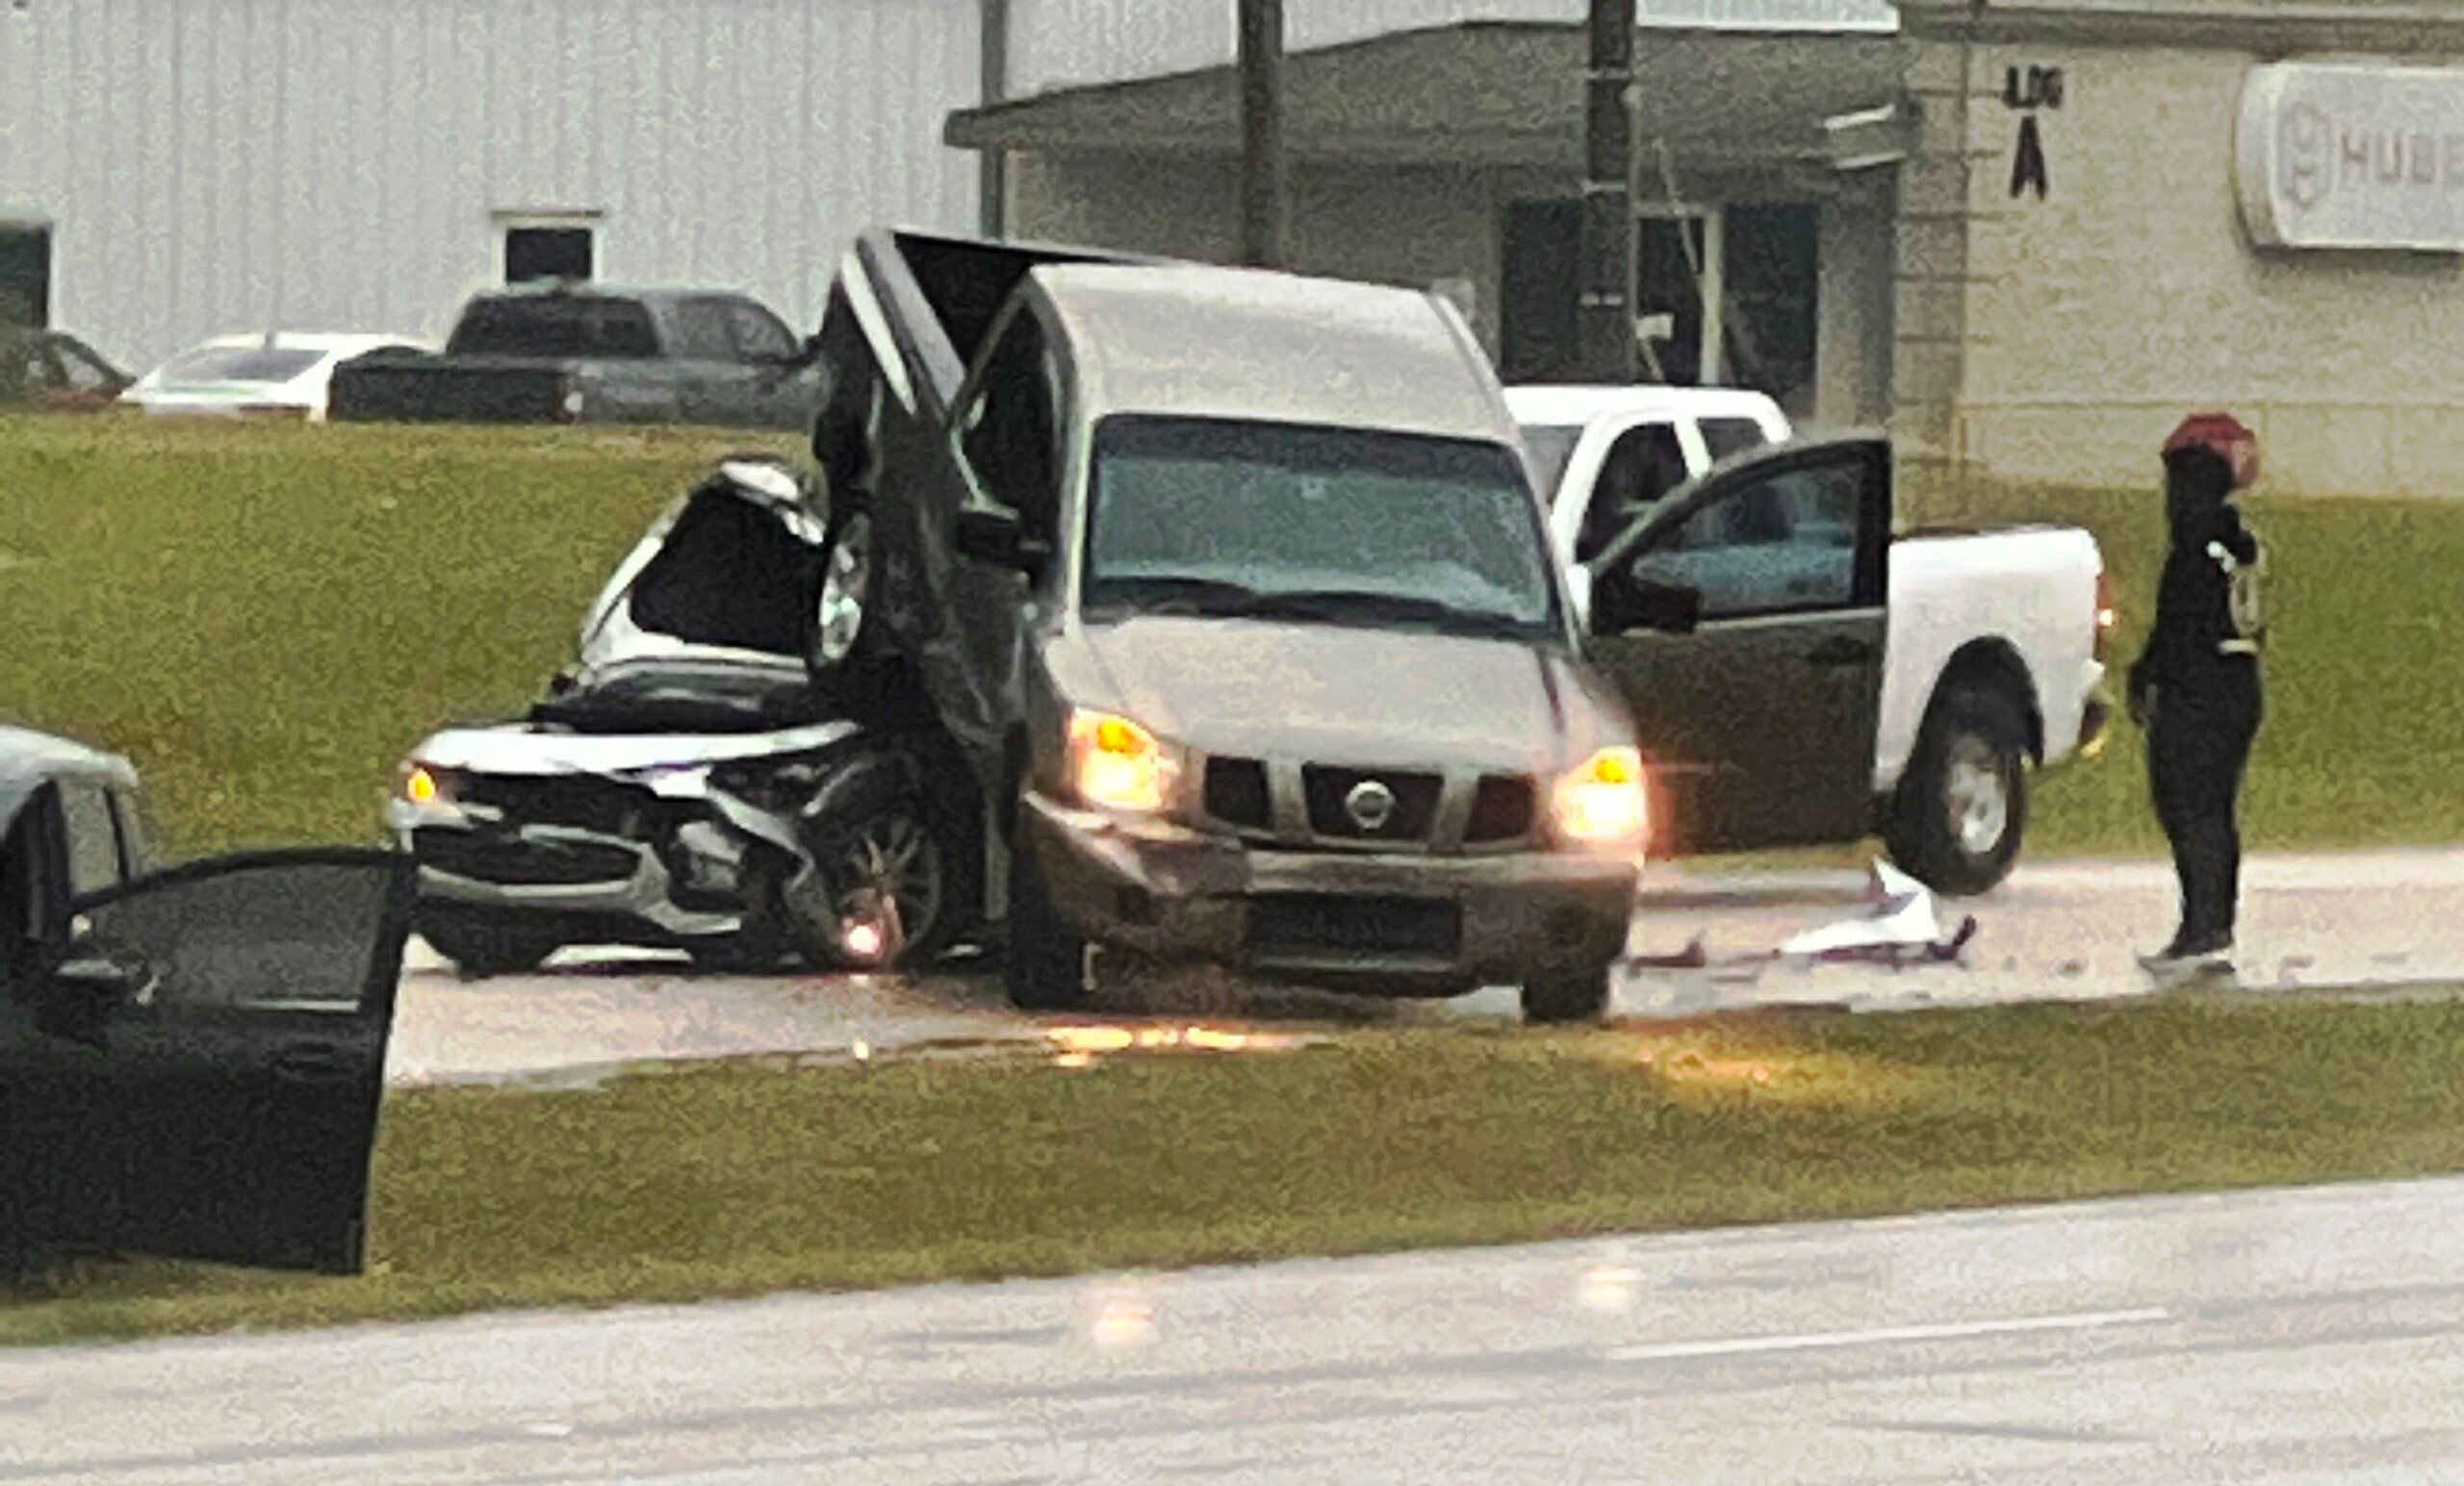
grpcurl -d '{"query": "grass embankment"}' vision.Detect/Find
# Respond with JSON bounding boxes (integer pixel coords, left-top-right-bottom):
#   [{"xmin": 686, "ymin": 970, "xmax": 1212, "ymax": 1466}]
[
  {"xmin": 13, "ymin": 997, "xmax": 2464, "ymax": 1346},
  {"xmin": 0, "ymin": 416, "xmax": 797, "ymax": 853},
  {"xmin": 2, "ymin": 416, "xmax": 2458, "ymax": 858}
]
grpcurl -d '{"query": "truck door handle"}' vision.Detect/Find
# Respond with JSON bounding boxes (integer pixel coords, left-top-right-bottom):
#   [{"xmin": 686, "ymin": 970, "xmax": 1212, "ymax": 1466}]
[
  {"xmin": 1806, "ymin": 637, "xmax": 1872, "ymax": 668},
  {"xmin": 273, "ymin": 1043, "xmax": 357, "ymax": 1085}
]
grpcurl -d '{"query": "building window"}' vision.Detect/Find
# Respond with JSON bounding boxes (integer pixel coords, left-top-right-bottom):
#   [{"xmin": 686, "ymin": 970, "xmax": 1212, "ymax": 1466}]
[
  {"xmin": 504, "ymin": 225, "xmax": 594, "ymax": 285},
  {"xmin": 0, "ymin": 222, "xmax": 51, "ymax": 329},
  {"xmin": 1720, "ymin": 204, "xmax": 1821, "ymax": 417}
]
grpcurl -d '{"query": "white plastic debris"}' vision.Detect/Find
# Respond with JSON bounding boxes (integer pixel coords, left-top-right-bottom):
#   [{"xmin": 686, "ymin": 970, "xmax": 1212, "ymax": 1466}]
[{"xmin": 1779, "ymin": 859, "xmax": 1977, "ymax": 965}]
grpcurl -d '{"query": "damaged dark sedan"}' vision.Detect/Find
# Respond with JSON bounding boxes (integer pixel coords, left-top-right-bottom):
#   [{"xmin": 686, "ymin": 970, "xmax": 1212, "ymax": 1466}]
[
  {"xmin": 1, "ymin": 727, "xmax": 412, "ymax": 1280},
  {"xmin": 389, "ymin": 458, "xmax": 977, "ymax": 977}
]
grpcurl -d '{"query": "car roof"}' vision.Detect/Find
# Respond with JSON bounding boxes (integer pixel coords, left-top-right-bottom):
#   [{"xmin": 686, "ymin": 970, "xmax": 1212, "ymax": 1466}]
[
  {"xmin": 0, "ymin": 725, "xmax": 139, "ymax": 835},
  {"xmin": 471, "ymin": 283, "xmax": 770, "ymax": 309},
  {"xmin": 1030, "ymin": 263, "xmax": 1518, "ymax": 447},
  {"xmin": 1502, "ymin": 383, "xmax": 1788, "ymax": 428}
]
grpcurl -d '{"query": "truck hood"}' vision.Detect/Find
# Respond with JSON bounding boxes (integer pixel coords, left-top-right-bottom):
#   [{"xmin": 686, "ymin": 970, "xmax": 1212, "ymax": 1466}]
[{"xmin": 1071, "ymin": 616, "xmax": 1612, "ymax": 772}]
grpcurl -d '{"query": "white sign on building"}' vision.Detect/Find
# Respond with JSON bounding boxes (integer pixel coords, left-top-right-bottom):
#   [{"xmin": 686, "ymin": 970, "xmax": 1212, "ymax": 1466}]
[{"xmin": 2237, "ymin": 61, "xmax": 2464, "ymax": 253}]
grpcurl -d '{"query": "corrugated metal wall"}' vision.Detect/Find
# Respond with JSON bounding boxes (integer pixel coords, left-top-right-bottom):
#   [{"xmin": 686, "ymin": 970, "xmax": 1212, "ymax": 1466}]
[
  {"xmin": 0, "ymin": 0, "xmax": 980, "ymax": 372},
  {"xmin": 1007, "ymin": 0, "xmax": 1896, "ymax": 96}
]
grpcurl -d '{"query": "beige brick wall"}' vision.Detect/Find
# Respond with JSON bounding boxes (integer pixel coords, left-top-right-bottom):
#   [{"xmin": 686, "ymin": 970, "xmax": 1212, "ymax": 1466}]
[{"xmin": 1912, "ymin": 37, "xmax": 2464, "ymax": 498}]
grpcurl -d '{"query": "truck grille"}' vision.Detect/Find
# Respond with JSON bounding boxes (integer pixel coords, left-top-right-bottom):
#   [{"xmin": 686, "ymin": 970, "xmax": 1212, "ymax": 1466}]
[
  {"xmin": 1201, "ymin": 756, "xmax": 1272, "ymax": 832},
  {"xmin": 1301, "ymin": 766, "xmax": 1442, "ymax": 844},
  {"xmin": 1464, "ymin": 775, "xmax": 1538, "ymax": 845},
  {"xmin": 414, "ymin": 829, "xmax": 640, "ymax": 886},
  {"xmin": 1249, "ymin": 894, "xmax": 1461, "ymax": 961},
  {"xmin": 452, "ymin": 774, "xmax": 667, "ymax": 836}
]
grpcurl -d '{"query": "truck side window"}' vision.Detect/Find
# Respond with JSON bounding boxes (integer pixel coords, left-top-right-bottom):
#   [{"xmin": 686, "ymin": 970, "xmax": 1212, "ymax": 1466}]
[
  {"xmin": 1699, "ymin": 418, "xmax": 1770, "ymax": 463},
  {"xmin": 959, "ymin": 314, "xmax": 1062, "ymax": 533},
  {"xmin": 669, "ymin": 300, "xmax": 740, "ymax": 362},
  {"xmin": 1633, "ymin": 461, "xmax": 1864, "ymax": 620},
  {"xmin": 724, "ymin": 302, "xmax": 799, "ymax": 363},
  {"xmin": 1578, "ymin": 422, "xmax": 1687, "ymax": 562}
]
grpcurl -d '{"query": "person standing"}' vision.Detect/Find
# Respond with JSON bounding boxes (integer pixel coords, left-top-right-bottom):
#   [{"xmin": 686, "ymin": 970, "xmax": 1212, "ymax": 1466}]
[{"xmin": 2130, "ymin": 413, "xmax": 2268, "ymax": 974}]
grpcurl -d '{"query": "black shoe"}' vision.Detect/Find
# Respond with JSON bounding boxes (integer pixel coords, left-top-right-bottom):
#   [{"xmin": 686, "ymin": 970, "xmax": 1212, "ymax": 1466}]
[{"xmin": 2140, "ymin": 935, "xmax": 2233, "ymax": 974}]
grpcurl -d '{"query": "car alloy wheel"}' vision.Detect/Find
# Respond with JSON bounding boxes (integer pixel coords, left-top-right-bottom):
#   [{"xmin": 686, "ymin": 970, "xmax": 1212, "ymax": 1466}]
[{"xmin": 808, "ymin": 800, "xmax": 945, "ymax": 967}]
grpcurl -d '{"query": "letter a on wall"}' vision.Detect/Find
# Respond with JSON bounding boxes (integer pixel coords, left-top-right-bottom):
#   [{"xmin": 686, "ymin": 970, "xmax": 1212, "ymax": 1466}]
[{"xmin": 2011, "ymin": 115, "xmax": 2050, "ymax": 199}]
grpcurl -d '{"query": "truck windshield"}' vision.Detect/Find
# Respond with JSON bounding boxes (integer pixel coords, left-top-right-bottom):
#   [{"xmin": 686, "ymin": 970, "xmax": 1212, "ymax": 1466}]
[
  {"xmin": 449, "ymin": 297, "xmax": 660, "ymax": 359},
  {"xmin": 1084, "ymin": 417, "xmax": 1559, "ymax": 640}
]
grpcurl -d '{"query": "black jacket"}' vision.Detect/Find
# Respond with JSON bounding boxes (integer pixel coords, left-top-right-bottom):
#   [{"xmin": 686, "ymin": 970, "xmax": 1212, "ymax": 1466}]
[{"xmin": 2129, "ymin": 502, "xmax": 2263, "ymax": 708}]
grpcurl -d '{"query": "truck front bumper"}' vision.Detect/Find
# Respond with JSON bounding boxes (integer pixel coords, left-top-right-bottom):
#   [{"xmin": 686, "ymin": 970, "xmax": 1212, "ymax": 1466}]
[{"xmin": 1021, "ymin": 792, "xmax": 1639, "ymax": 996}]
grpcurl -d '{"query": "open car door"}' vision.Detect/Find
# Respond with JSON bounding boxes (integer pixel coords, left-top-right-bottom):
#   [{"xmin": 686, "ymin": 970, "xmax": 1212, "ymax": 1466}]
[{"xmin": 41, "ymin": 850, "xmax": 413, "ymax": 1273}]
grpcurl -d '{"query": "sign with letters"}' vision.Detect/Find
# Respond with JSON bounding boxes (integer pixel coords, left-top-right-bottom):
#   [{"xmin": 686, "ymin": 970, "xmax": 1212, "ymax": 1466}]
[{"xmin": 2238, "ymin": 62, "xmax": 2464, "ymax": 252}]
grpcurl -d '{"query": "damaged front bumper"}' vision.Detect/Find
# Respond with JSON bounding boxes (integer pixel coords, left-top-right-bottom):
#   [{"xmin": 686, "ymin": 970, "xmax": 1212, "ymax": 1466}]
[
  {"xmin": 1021, "ymin": 790, "xmax": 1639, "ymax": 996},
  {"xmin": 391, "ymin": 718, "xmax": 863, "ymax": 949}
]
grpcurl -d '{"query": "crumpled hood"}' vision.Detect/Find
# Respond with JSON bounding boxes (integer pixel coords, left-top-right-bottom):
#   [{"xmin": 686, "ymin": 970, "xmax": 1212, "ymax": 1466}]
[
  {"xmin": 1071, "ymin": 616, "xmax": 1599, "ymax": 772},
  {"xmin": 413, "ymin": 717, "xmax": 860, "ymax": 778}
]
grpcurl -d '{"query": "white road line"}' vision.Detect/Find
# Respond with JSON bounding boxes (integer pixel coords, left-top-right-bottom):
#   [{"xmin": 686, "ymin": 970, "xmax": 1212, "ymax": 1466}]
[{"xmin": 1605, "ymin": 1307, "xmax": 2171, "ymax": 1364}]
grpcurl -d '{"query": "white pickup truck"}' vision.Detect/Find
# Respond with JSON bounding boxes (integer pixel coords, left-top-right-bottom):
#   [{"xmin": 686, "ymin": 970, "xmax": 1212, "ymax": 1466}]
[
  {"xmin": 1508, "ymin": 384, "xmax": 1795, "ymax": 571},
  {"xmin": 1553, "ymin": 419, "xmax": 2113, "ymax": 895}
]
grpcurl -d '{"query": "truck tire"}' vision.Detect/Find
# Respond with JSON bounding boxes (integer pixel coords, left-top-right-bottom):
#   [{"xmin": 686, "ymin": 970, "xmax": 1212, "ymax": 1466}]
[
  {"xmin": 1003, "ymin": 823, "xmax": 1090, "ymax": 1012},
  {"xmin": 421, "ymin": 918, "xmax": 561, "ymax": 979},
  {"xmin": 1886, "ymin": 685, "xmax": 2031, "ymax": 898},
  {"xmin": 1521, "ymin": 955, "xmax": 1617, "ymax": 1025}
]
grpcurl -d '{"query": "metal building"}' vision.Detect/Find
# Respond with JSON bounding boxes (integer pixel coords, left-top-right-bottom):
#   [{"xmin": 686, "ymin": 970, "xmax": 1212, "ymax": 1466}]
[{"xmin": 0, "ymin": 0, "xmax": 986, "ymax": 373}]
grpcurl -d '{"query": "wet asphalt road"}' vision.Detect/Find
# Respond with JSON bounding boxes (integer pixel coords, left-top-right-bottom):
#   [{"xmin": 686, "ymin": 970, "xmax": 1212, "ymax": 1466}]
[
  {"xmin": 385, "ymin": 848, "xmax": 2464, "ymax": 1086},
  {"xmin": 11, "ymin": 1175, "xmax": 2464, "ymax": 1482}
]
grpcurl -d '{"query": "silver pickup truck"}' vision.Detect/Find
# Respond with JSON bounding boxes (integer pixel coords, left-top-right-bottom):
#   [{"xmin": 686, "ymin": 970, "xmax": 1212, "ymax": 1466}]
[{"xmin": 808, "ymin": 231, "xmax": 1648, "ymax": 1021}]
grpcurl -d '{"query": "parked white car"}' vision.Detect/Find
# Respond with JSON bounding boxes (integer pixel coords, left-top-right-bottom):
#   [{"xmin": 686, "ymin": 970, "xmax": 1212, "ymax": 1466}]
[
  {"xmin": 1506, "ymin": 384, "xmax": 1793, "ymax": 570},
  {"xmin": 122, "ymin": 332, "xmax": 430, "ymax": 421}
]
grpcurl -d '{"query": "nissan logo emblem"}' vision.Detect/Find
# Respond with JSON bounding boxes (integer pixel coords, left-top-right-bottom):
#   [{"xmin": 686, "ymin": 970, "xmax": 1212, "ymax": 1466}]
[{"xmin": 1345, "ymin": 780, "xmax": 1399, "ymax": 833}]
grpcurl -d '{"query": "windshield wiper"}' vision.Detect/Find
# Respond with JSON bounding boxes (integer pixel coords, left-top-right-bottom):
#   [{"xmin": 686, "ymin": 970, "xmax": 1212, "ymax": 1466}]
[
  {"xmin": 1082, "ymin": 575, "xmax": 1265, "ymax": 619},
  {"xmin": 1215, "ymin": 588, "xmax": 1544, "ymax": 640}
]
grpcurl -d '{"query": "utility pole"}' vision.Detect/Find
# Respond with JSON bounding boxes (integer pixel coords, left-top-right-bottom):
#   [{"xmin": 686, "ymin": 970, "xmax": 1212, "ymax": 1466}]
[
  {"xmin": 980, "ymin": 0, "xmax": 1011, "ymax": 237},
  {"xmin": 1237, "ymin": 0, "xmax": 1287, "ymax": 268},
  {"xmin": 1578, "ymin": 0, "xmax": 1637, "ymax": 381}
]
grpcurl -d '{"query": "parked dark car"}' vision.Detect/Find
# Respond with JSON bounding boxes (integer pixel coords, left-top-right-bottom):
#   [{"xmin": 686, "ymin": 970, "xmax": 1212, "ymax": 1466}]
[
  {"xmin": 390, "ymin": 458, "xmax": 977, "ymax": 977},
  {"xmin": 0, "ymin": 727, "xmax": 412, "ymax": 1281},
  {"xmin": 1, "ymin": 329, "xmax": 130, "ymax": 412},
  {"xmin": 327, "ymin": 282, "xmax": 823, "ymax": 430}
]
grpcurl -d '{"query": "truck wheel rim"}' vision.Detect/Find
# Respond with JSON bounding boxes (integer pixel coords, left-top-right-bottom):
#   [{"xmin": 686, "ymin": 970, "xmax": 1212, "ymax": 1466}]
[
  {"xmin": 814, "ymin": 514, "xmax": 872, "ymax": 666},
  {"xmin": 828, "ymin": 807, "xmax": 943, "ymax": 959},
  {"xmin": 1945, "ymin": 736, "xmax": 2010, "ymax": 857}
]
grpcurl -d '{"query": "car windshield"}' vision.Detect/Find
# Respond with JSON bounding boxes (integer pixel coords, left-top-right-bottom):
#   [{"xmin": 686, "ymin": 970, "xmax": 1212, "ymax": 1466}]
[
  {"xmin": 1084, "ymin": 417, "xmax": 1559, "ymax": 640},
  {"xmin": 1520, "ymin": 424, "xmax": 1583, "ymax": 505},
  {"xmin": 151, "ymin": 346, "xmax": 323, "ymax": 386}
]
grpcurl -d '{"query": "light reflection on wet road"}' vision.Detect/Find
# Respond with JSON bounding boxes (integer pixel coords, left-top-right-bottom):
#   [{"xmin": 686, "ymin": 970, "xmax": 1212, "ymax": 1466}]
[{"xmin": 386, "ymin": 849, "xmax": 2464, "ymax": 1088}]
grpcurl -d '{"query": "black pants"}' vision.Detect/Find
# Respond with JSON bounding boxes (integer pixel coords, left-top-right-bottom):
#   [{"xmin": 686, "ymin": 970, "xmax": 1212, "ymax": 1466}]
[{"xmin": 2146, "ymin": 671, "xmax": 2262, "ymax": 947}]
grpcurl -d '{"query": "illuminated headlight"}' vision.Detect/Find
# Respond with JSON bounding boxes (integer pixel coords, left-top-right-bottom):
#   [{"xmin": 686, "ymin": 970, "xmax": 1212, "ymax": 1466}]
[
  {"xmin": 1067, "ymin": 709, "xmax": 1181, "ymax": 815},
  {"xmin": 397, "ymin": 761, "xmax": 449, "ymax": 806},
  {"xmin": 1552, "ymin": 747, "xmax": 1649, "ymax": 849}
]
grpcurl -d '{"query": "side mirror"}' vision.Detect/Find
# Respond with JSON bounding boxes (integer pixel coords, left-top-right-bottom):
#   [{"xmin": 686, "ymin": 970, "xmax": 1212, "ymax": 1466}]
[
  {"xmin": 1590, "ymin": 565, "xmax": 1703, "ymax": 637},
  {"xmin": 955, "ymin": 505, "xmax": 1052, "ymax": 576}
]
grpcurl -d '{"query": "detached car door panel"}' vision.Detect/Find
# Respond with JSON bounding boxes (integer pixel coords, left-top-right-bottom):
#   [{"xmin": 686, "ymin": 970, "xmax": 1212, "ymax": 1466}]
[
  {"xmin": 54, "ymin": 850, "xmax": 413, "ymax": 1273},
  {"xmin": 1589, "ymin": 443, "xmax": 1888, "ymax": 853}
]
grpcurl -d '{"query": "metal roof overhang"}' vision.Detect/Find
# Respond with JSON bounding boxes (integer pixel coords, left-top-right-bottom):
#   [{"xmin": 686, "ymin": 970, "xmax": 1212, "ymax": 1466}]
[{"xmin": 946, "ymin": 22, "xmax": 1911, "ymax": 184}]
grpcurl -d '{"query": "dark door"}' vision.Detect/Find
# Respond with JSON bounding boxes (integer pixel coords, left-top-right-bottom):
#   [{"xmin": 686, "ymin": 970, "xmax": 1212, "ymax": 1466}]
[
  {"xmin": 670, "ymin": 297, "xmax": 754, "ymax": 426},
  {"xmin": 0, "ymin": 790, "xmax": 73, "ymax": 1263},
  {"xmin": 1500, "ymin": 200, "xmax": 1581, "ymax": 382},
  {"xmin": 41, "ymin": 848, "xmax": 413, "ymax": 1273},
  {"xmin": 1587, "ymin": 443, "xmax": 1888, "ymax": 854},
  {"xmin": 944, "ymin": 303, "xmax": 1064, "ymax": 788}
]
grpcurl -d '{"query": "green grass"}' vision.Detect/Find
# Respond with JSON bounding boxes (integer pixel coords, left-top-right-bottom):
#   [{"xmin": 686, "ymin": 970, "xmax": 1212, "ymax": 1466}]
[
  {"xmin": 0, "ymin": 416, "xmax": 2458, "ymax": 858},
  {"xmin": 0, "ymin": 415, "xmax": 799, "ymax": 854},
  {"xmin": 13, "ymin": 996, "xmax": 2464, "ymax": 1346}
]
